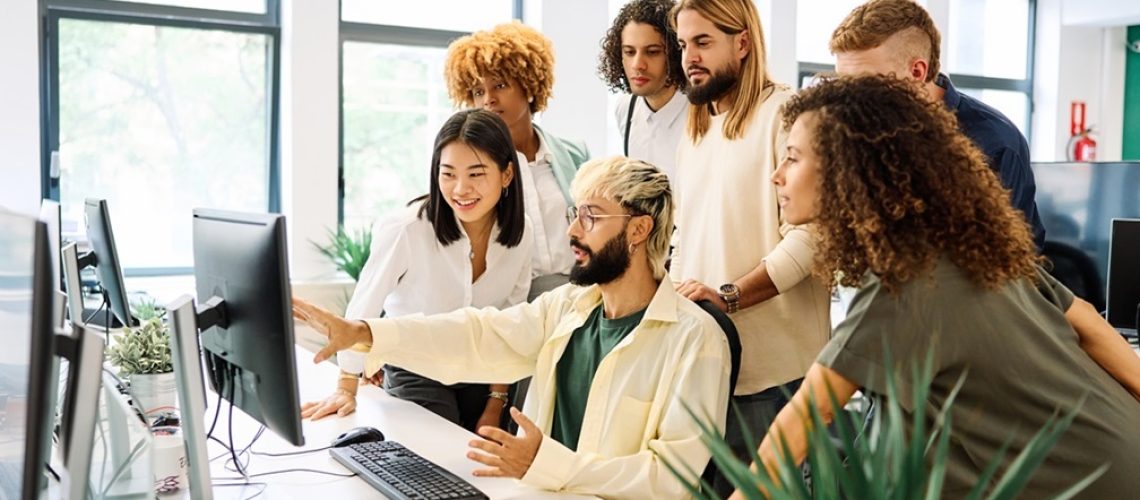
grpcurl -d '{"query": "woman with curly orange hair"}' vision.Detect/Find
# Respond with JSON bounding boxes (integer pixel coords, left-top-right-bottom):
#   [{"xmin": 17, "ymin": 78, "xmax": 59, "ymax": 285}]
[
  {"xmin": 731, "ymin": 75, "xmax": 1140, "ymax": 498},
  {"xmin": 445, "ymin": 22, "xmax": 590, "ymax": 301}
]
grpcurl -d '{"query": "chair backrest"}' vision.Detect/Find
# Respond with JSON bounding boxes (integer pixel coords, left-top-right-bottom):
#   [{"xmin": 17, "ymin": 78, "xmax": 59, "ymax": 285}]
[
  {"xmin": 695, "ymin": 300, "xmax": 741, "ymax": 401},
  {"xmin": 1043, "ymin": 241, "xmax": 1105, "ymax": 312}
]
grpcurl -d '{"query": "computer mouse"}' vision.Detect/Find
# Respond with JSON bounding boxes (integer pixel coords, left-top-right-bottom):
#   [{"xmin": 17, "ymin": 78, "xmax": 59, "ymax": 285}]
[{"xmin": 330, "ymin": 426, "xmax": 386, "ymax": 448}]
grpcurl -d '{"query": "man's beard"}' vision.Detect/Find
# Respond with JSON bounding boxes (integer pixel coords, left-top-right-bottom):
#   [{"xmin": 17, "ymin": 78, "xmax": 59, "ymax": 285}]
[
  {"xmin": 569, "ymin": 232, "xmax": 631, "ymax": 286},
  {"xmin": 686, "ymin": 64, "xmax": 740, "ymax": 105}
]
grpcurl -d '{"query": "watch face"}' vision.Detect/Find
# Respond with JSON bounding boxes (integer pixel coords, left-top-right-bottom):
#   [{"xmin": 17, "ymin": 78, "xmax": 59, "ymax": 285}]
[{"xmin": 719, "ymin": 284, "xmax": 739, "ymax": 296}]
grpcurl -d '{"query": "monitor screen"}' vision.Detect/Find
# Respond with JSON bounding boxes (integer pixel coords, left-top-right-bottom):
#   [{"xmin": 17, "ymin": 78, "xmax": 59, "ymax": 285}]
[
  {"xmin": 38, "ymin": 200, "xmax": 61, "ymax": 294},
  {"xmin": 1108, "ymin": 219, "xmax": 1140, "ymax": 331},
  {"xmin": 0, "ymin": 212, "xmax": 55, "ymax": 500},
  {"xmin": 1032, "ymin": 162, "xmax": 1140, "ymax": 305},
  {"xmin": 191, "ymin": 209, "xmax": 304, "ymax": 446},
  {"xmin": 83, "ymin": 199, "xmax": 136, "ymax": 328}
]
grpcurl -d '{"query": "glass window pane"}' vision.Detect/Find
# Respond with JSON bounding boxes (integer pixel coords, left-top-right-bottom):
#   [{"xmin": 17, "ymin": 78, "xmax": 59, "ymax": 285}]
[
  {"xmin": 796, "ymin": 0, "xmax": 866, "ymax": 64},
  {"xmin": 958, "ymin": 88, "xmax": 1030, "ymax": 137},
  {"xmin": 341, "ymin": 0, "xmax": 513, "ymax": 32},
  {"xmin": 105, "ymin": 0, "xmax": 266, "ymax": 13},
  {"xmin": 946, "ymin": 0, "xmax": 1029, "ymax": 79},
  {"xmin": 342, "ymin": 42, "xmax": 455, "ymax": 232},
  {"xmin": 58, "ymin": 18, "xmax": 271, "ymax": 271}
]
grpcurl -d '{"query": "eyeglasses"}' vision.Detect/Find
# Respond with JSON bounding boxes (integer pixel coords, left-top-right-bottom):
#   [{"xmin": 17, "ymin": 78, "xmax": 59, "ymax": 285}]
[{"xmin": 566, "ymin": 205, "xmax": 633, "ymax": 232}]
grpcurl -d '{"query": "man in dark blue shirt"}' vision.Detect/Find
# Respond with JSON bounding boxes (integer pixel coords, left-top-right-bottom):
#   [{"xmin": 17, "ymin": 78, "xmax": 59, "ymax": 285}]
[{"xmin": 829, "ymin": 0, "xmax": 1046, "ymax": 249}]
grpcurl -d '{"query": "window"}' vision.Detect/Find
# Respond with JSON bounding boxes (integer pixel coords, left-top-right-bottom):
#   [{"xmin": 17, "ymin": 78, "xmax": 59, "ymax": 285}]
[
  {"xmin": 795, "ymin": 0, "xmax": 1036, "ymax": 138},
  {"xmin": 341, "ymin": 0, "xmax": 514, "ymax": 33},
  {"xmin": 341, "ymin": 42, "xmax": 453, "ymax": 231},
  {"xmin": 946, "ymin": 0, "xmax": 1030, "ymax": 80},
  {"xmin": 96, "ymin": 0, "xmax": 266, "ymax": 13},
  {"xmin": 44, "ymin": 1, "xmax": 279, "ymax": 274},
  {"xmin": 338, "ymin": 2, "xmax": 521, "ymax": 231}
]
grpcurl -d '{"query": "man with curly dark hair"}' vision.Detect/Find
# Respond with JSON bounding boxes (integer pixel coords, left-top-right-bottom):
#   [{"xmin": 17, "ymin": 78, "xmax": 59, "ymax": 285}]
[
  {"xmin": 829, "ymin": 0, "xmax": 1046, "ymax": 251},
  {"xmin": 729, "ymin": 74, "xmax": 1140, "ymax": 499},
  {"xmin": 598, "ymin": 0, "xmax": 688, "ymax": 185}
]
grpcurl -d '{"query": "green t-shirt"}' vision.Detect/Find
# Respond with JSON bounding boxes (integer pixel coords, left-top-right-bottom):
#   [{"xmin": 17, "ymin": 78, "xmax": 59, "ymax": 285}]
[
  {"xmin": 818, "ymin": 259, "xmax": 1140, "ymax": 498},
  {"xmin": 551, "ymin": 304, "xmax": 646, "ymax": 451}
]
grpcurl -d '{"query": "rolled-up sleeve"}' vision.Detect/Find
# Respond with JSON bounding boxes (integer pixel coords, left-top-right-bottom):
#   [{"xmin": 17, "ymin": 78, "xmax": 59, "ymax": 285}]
[{"xmin": 762, "ymin": 223, "xmax": 817, "ymax": 293}]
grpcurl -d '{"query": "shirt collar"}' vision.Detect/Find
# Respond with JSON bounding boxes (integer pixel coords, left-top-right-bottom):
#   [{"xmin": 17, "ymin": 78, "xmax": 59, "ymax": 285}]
[
  {"xmin": 936, "ymin": 73, "xmax": 962, "ymax": 111},
  {"xmin": 531, "ymin": 130, "xmax": 553, "ymax": 166},
  {"xmin": 569, "ymin": 278, "xmax": 679, "ymax": 324},
  {"xmin": 652, "ymin": 90, "xmax": 689, "ymax": 127}
]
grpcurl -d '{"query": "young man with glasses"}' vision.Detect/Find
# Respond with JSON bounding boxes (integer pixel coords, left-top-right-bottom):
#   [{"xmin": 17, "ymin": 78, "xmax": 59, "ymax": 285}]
[{"xmin": 294, "ymin": 157, "xmax": 731, "ymax": 498}]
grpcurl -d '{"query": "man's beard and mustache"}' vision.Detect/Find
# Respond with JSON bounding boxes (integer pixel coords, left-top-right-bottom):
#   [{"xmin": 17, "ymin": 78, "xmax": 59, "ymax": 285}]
[
  {"xmin": 568, "ymin": 232, "xmax": 632, "ymax": 286},
  {"xmin": 686, "ymin": 63, "xmax": 740, "ymax": 105}
]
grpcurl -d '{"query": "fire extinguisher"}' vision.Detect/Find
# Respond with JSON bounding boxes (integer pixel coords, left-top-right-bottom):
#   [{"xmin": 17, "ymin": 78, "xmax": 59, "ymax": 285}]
[{"xmin": 1067, "ymin": 101, "xmax": 1097, "ymax": 161}]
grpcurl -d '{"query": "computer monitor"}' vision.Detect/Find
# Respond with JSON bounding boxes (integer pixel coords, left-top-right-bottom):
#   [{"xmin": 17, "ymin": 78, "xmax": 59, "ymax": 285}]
[
  {"xmin": 0, "ymin": 212, "xmax": 56, "ymax": 499},
  {"xmin": 167, "ymin": 208, "xmax": 304, "ymax": 498},
  {"xmin": 1107, "ymin": 219, "xmax": 1140, "ymax": 334},
  {"xmin": 39, "ymin": 200, "xmax": 67, "ymax": 331},
  {"xmin": 82, "ymin": 198, "xmax": 137, "ymax": 328}
]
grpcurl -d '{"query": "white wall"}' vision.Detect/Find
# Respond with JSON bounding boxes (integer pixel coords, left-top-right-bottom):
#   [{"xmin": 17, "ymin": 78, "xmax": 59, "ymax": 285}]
[
  {"xmin": 536, "ymin": 0, "xmax": 610, "ymax": 156},
  {"xmin": 280, "ymin": 0, "xmax": 339, "ymax": 281},
  {"xmin": 1062, "ymin": 0, "xmax": 1140, "ymax": 27},
  {"xmin": 1033, "ymin": 0, "xmax": 1128, "ymax": 161},
  {"xmin": 0, "ymin": 0, "xmax": 41, "ymax": 215}
]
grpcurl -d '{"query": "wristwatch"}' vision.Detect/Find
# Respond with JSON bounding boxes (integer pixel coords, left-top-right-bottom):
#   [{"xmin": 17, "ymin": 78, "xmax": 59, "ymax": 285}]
[
  {"xmin": 719, "ymin": 283, "xmax": 741, "ymax": 313},
  {"xmin": 489, "ymin": 391, "xmax": 510, "ymax": 406}
]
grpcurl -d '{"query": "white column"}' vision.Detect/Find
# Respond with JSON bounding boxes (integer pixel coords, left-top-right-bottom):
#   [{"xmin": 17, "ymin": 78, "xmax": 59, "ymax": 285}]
[
  {"xmin": 280, "ymin": 0, "xmax": 340, "ymax": 280},
  {"xmin": 1097, "ymin": 27, "xmax": 1126, "ymax": 161},
  {"xmin": 758, "ymin": 0, "xmax": 798, "ymax": 87},
  {"xmin": 1032, "ymin": 0, "xmax": 1063, "ymax": 161},
  {"xmin": 0, "ymin": 0, "xmax": 42, "ymax": 215},
  {"xmin": 536, "ymin": 0, "xmax": 610, "ymax": 156}
]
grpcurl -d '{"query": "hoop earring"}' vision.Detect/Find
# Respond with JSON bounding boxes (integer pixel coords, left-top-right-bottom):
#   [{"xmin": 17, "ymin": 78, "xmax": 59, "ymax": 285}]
[{"xmin": 628, "ymin": 242, "xmax": 636, "ymax": 255}]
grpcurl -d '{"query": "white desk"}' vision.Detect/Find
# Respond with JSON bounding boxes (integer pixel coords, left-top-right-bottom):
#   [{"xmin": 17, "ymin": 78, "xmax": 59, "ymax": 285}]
[{"xmin": 191, "ymin": 345, "xmax": 592, "ymax": 499}]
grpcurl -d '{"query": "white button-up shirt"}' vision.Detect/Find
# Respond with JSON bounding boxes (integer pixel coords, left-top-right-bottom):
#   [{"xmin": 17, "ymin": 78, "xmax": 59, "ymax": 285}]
[
  {"xmin": 517, "ymin": 135, "xmax": 574, "ymax": 277},
  {"xmin": 614, "ymin": 90, "xmax": 689, "ymax": 189},
  {"xmin": 361, "ymin": 279, "xmax": 731, "ymax": 498},
  {"xmin": 337, "ymin": 204, "xmax": 532, "ymax": 374}
]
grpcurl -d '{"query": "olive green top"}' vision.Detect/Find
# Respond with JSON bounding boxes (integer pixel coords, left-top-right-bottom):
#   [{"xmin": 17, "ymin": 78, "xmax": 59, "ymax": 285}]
[{"xmin": 819, "ymin": 260, "xmax": 1140, "ymax": 497}]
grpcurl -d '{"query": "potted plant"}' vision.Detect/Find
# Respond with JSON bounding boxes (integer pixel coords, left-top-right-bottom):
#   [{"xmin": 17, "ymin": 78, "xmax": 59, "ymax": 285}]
[
  {"xmin": 107, "ymin": 297, "xmax": 174, "ymax": 414},
  {"xmin": 312, "ymin": 224, "xmax": 373, "ymax": 282},
  {"xmin": 668, "ymin": 353, "xmax": 1106, "ymax": 499}
]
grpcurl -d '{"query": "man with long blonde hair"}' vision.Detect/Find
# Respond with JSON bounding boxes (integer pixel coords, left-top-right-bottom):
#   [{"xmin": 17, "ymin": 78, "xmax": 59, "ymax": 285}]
[{"xmin": 669, "ymin": 0, "xmax": 830, "ymax": 494}]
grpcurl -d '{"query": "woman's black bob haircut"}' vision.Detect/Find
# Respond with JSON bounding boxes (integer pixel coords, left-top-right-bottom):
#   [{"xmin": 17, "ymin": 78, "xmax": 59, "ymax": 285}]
[{"xmin": 416, "ymin": 109, "xmax": 526, "ymax": 248}]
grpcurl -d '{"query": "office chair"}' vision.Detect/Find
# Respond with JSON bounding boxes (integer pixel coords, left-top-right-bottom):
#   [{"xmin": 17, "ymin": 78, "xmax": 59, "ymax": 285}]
[
  {"xmin": 1042, "ymin": 241, "xmax": 1105, "ymax": 312},
  {"xmin": 695, "ymin": 299, "xmax": 742, "ymax": 492}
]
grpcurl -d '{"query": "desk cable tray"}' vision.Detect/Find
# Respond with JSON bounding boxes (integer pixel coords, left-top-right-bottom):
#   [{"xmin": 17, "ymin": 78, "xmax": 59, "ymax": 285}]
[{"xmin": 330, "ymin": 440, "xmax": 489, "ymax": 500}]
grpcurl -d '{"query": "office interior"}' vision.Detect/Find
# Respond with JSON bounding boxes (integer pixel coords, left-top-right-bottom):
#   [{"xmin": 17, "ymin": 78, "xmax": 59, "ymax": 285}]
[{"xmin": 2, "ymin": 0, "xmax": 1140, "ymax": 498}]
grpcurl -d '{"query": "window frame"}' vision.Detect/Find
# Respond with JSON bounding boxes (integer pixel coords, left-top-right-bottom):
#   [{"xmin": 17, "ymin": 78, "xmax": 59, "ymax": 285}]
[
  {"xmin": 336, "ymin": 0, "xmax": 523, "ymax": 226},
  {"xmin": 40, "ymin": 0, "xmax": 282, "ymax": 276},
  {"xmin": 796, "ymin": 0, "xmax": 1037, "ymax": 141}
]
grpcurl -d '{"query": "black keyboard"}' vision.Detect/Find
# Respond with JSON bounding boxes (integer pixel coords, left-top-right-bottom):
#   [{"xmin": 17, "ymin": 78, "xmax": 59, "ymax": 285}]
[{"xmin": 330, "ymin": 441, "xmax": 488, "ymax": 500}]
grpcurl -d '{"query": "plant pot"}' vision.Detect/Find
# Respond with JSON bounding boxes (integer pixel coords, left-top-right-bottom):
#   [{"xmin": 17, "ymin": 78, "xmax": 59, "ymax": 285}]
[{"xmin": 129, "ymin": 372, "xmax": 177, "ymax": 414}]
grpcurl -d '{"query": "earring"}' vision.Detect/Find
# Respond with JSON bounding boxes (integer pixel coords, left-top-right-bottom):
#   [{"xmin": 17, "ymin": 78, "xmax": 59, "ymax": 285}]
[
  {"xmin": 527, "ymin": 96, "xmax": 534, "ymax": 103},
  {"xmin": 628, "ymin": 242, "xmax": 636, "ymax": 254},
  {"xmin": 502, "ymin": 187, "xmax": 509, "ymax": 199}
]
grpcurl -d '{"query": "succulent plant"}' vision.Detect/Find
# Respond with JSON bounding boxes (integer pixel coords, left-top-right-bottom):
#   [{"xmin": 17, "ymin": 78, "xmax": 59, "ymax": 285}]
[{"xmin": 107, "ymin": 317, "xmax": 173, "ymax": 376}]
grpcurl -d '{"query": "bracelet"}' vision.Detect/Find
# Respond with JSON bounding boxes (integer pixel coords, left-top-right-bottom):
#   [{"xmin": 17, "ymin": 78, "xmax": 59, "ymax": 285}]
[
  {"xmin": 339, "ymin": 371, "xmax": 361, "ymax": 381},
  {"xmin": 488, "ymin": 391, "xmax": 510, "ymax": 405}
]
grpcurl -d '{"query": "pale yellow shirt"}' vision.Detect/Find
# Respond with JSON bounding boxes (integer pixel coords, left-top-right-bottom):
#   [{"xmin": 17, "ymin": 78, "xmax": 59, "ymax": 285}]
[
  {"xmin": 671, "ymin": 85, "xmax": 830, "ymax": 395},
  {"xmin": 361, "ymin": 279, "xmax": 731, "ymax": 498}
]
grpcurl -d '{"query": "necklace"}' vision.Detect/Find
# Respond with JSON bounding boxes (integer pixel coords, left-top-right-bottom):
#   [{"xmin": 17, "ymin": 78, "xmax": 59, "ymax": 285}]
[{"xmin": 465, "ymin": 222, "xmax": 494, "ymax": 261}]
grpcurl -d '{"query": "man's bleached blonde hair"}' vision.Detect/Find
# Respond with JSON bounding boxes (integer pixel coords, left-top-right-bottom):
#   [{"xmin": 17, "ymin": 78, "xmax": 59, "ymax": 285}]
[{"xmin": 571, "ymin": 157, "xmax": 674, "ymax": 280}]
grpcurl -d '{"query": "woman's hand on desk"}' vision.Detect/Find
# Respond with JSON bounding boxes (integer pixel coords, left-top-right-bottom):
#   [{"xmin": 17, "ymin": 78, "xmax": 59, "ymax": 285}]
[
  {"xmin": 301, "ymin": 388, "xmax": 357, "ymax": 420},
  {"xmin": 292, "ymin": 297, "xmax": 372, "ymax": 364},
  {"xmin": 467, "ymin": 407, "xmax": 541, "ymax": 479}
]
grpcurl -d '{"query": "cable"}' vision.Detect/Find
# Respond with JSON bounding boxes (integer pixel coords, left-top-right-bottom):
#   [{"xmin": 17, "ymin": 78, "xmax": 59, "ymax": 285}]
[
  {"xmin": 226, "ymin": 373, "xmax": 249, "ymax": 479},
  {"xmin": 212, "ymin": 482, "xmax": 268, "ymax": 500},
  {"xmin": 81, "ymin": 293, "xmax": 108, "ymax": 324},
  {"xmin": 251, "ymin": 445, "xmax": 333, "ymax": 457},
  {"xmin": 214, "ymin": 468, "xmax": 357, "ymax": 480}
]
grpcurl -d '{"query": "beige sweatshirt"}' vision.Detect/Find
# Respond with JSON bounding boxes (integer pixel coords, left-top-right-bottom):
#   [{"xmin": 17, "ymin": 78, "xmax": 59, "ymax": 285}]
[{"xmin": 670, "ymin": 85, "xmax": 831, "ymax": 395}]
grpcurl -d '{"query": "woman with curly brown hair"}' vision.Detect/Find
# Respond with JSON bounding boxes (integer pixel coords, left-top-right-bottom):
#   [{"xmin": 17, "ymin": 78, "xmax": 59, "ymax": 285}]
[
  {"xmin": 731, "ymin": 75, "xmax": 1140, "ymax": 499},
  {"xmin": 445, "ymin": 22, "xmax": 590, "ymax": 301}
]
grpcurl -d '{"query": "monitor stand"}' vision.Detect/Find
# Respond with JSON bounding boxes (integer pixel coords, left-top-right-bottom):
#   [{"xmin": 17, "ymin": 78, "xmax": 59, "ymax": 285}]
[{"xmin": 169, "ymin": 294, "xmax": 246, "ymax": 500}]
